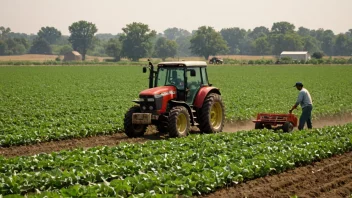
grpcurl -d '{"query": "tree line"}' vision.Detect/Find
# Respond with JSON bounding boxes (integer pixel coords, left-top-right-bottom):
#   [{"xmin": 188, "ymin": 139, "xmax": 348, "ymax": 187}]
[{"xmin": 0, "ymin": 21, "xmax": 351, "ymax": 61}]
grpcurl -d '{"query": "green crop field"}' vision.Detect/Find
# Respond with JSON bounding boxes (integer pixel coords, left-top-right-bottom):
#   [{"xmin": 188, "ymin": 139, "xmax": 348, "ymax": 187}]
[
  {"xmin": 1, "ymin": 65, "xmax": 352, "ymax": 146},
  {"xmin": 1, "ymin": 124, "xmax": 352, "ymax": 197}
]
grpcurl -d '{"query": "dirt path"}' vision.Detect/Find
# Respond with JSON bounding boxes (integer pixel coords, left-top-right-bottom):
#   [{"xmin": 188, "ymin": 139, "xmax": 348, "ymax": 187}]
[
  {"xmin": 202, "ymin": 151, "xmax": 352, "ymax": 198},
  {"xmin": 1, "ymin": 113, "xmax": 351, "ymax": 158}
]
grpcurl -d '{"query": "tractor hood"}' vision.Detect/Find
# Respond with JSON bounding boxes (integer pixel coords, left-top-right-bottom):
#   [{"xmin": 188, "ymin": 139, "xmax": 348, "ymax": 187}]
[{"xmin": 139, "ymin": 86, "xmax": 177, "ymax": 97}]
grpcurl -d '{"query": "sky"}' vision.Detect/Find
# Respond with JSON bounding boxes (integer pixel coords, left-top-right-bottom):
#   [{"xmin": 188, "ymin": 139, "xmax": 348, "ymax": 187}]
[{"xmin": 1, "ymin": 0, "xmax": 351, "ymax": 35}]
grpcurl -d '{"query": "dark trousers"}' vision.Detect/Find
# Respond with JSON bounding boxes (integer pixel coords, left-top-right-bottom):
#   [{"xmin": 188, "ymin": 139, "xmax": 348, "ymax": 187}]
[{"xmin": 298, "ymin": 105, "xmax": 313, "ymax": 130}]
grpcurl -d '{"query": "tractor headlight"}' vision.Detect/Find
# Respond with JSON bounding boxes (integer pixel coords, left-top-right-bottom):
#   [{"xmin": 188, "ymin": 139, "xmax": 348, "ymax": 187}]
[
  {"xmin": 149, "ymin": 106, "xmax": 154, "ymax": 110},
  {"xmin": 154, "ymin": 94, "xmax": 162, "ymax": 99},
  {"xmin": 147, "ymin": 98, "xmax": 155, "ymax": 102},
  {"xmin": 139, "ymin": 98, "xmax": 145, "ymax": 102},
  {"xmin": 142, "ymin": 106, "xmax": 147, "ymax": 110}
]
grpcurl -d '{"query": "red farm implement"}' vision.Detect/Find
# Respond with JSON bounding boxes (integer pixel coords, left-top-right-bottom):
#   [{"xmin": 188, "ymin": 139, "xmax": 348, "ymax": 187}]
[{"xmin": 252, "ymin": 113, "xmax": 298, "ymax": 132}]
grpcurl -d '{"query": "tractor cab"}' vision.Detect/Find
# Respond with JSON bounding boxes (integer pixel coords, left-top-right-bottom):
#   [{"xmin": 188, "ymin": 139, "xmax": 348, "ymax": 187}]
[
  {"xmin": 124, "ymin": 60, "xmax": 225, "ymax": 138},
  {"xmin": 153, "ymin": 61, "xmax": 208, "ymax": 104}
]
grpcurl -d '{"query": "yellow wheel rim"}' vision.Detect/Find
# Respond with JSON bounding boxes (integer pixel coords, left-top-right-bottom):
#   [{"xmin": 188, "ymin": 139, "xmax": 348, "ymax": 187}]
[
  {"xmin": 176, "ymin": 113, "xmax": 187, "ymax": 134},
  {"xmin": 210, "ymin": 102, "xmax": 223, "ymax": 130}
]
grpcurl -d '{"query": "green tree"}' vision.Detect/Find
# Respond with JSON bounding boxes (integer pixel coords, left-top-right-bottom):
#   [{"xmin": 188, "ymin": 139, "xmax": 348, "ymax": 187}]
[
  {"xmin": 302, "ymin": 36, "xmax": 321, "ymax": 53},
  {"xmin": 270, "ymin": 33, "xmax": 304, "ymax": 55},
  {"xmin": 4, "ymin": 38, "xmax": 28, "ymax": 55},
  {"xmin": 29, "ymin": 38, "xmax": 52, "ymax": 54},
  {"xmin": 154, "ymin": 37, "xmax": 178, "ymax": 61},
  {"xmin": 271, "ymin": 21, "xmax": 295, "ymax": 34},
  {"xmin": 251, "ymin": 36, "xmax": 272, "ymax": 55},
  {"xmin": 68, "ymin": 21, "xmax": 98, "ymax": 60},
  {"xmin": 37, "ymin": 27, "xmax": 62, "ymax": 44},
  {"xmin": 105, "ymin": 38, "xmax": 122, "ymax": 61},
  {"xmin": 190, "ymin": 26, "xmax": 229, "ymax": 60},
  {"xmin": 164, "ymin": 28, "xmax": 191, "ymax": 40},
  {"xmin": 175, "ymin": 35, "xmax": 192, "ymax": 57},
  {"xmin": 220, "ymin": 27, "xmax": 247, "ymax": 54},
  {"xmin": 297, "ymin": 27, "xmax": 311, "ymax": 37},
  {"xmin": 119, "ymin": 22, "xmax": 156, "ymax": 61},
  {"xmin": 0, "ymin": 26, "xmax": 11, "ymax": 40},
  {"xmin": 321, "ymin": 30, "xmax": 335, "ymax": 55},
  {"xmin": 59, "ymin": 45, "xmax": 73, "ymax": 55},
  {"xmin": 334, "ymin": 34, "xmax": 349, "ymax": 55},
  {"xmin": 0, "ymin": 40, "xmax": 7, "ymax": 55},
  {"xmin": 248, "ymin": 26, "xmax": 269, "ymax": 40}
]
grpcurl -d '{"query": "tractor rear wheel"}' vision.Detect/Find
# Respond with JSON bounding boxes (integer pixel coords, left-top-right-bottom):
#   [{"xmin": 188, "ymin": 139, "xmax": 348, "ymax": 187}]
[
  {"xmin": 199, "ymin": 93, "xmax": 225, "ymax": 133},
  {"xmin": 124, "ymin": 106, "xmax": 147, "ymax": 138},
  {"xmin": 168, "ymin": 106, "xmax": 191, "ymax": 137},
  {"xmin": 283, "ymin": 121, "xmax": 294, "ymax": 132}
]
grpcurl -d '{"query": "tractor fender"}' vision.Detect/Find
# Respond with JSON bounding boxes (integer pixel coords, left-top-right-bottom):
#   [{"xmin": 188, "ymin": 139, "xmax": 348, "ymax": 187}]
[
  {"xmin": 193, "ymin": 87, "xmax": 221, "ymax": 109},
  {"xmin": 169, "ymin": 100, "xmax": 195, "ymax": 125}
]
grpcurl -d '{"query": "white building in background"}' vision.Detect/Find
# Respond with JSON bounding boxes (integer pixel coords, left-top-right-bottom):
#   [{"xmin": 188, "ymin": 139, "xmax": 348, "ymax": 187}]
[{"xmin": 280, "ymin": 51, "xmax": 311, "ymax": 61}]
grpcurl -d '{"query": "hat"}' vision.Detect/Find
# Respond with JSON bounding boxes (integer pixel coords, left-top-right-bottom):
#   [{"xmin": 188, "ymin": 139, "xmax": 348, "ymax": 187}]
[{"xmin": 293, "ymin": 82, "xmax": 303, "ymax": 87}]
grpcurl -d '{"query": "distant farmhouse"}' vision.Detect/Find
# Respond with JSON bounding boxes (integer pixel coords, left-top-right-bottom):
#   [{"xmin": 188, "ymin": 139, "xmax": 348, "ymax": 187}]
[
  {"xmin": 64, "ymin": 51, "xmax": 82, "ymax": 61},
  {"xmin": 280, "ymin": 51, "xmax": 311, "ymax": 61}
]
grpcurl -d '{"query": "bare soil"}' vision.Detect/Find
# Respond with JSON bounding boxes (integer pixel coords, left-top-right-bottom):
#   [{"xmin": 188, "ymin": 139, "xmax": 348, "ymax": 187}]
[
  {"xmin": 202, "ymin": 151, "xmax": 352, "ymax": 198},
  {"xmin": 1, "ymin": 113, "xmax": 351, "ymax": 158}
]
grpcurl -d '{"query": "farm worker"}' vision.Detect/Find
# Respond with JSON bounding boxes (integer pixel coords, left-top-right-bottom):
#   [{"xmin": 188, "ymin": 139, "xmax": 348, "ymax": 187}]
[{"xmin": 289, "ymin": 82, "xmax": 313, "ymax": 130}]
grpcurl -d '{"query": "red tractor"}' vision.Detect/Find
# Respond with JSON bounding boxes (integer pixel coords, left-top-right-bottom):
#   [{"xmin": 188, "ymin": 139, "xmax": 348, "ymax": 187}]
[{"xmin": 124, "ymin": 60, "xmax": 225, "ymax": 138}]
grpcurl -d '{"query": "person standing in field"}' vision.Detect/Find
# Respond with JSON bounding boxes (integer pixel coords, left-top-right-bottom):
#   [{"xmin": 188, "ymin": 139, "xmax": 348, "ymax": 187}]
[{"xmin": 289, "ymin": 82, "xmax": 313, "ymax": 130}]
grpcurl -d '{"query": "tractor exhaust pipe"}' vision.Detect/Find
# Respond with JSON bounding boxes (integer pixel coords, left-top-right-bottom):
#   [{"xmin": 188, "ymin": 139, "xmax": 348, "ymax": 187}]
[{"xmin": 148, "ymin": 60, "xmax": 154, "ymax": 88}]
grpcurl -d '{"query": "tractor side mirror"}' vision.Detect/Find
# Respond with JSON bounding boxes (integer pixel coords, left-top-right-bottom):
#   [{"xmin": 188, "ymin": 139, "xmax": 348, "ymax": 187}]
[
  {"xmin": 143, "ymin": 67, "xmax": 147, "ymax": 73},
  {"xmin": 190, "ymin": 69, "xmax": 196, "ymax": 77}
]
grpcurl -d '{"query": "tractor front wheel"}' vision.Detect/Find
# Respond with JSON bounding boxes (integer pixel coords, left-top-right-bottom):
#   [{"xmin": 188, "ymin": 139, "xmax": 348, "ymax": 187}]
[
  {"xmin": 199, "ymin": 93, "xmax": 225, "ymax": 133},
  {"xmin": 124, "ymin": 106, "xmax": 147, "ymax": 138},
  {"xmin": 168, "ymin": 106, "xmax": 191, "ymax": 137}
]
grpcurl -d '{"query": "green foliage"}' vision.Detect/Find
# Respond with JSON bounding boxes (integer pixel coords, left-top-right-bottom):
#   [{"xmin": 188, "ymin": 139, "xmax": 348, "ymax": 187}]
[
  {"xmin": 271, "ymin": 21, "xmax": 295, "ymax": 34},
  {"xmin": 1, "ymin": 123, "xmax": 352, "ymax": 196},
  {"xmin": 220, "ymin": 27, "xmax": 246, "ymax": 54},
  {"xmin": 37, "ymin": 26, "xmax": 62, "ymax": 44},
  {"xmin": 190, "ymin": 26, "xmax": 229, "ymax": 60},
  {"xmin": 312, "ymin": 52, "xmax": 324, "ymax": 59},
  {"xmin": 29, "ymin": 38, "xmax": 52, "ymax": 54},
  {"xmin": 164, "ymin": 27, "xmax": 191, "ymax": 40},
  {"xmin": 119, "ymin": 22, "xmax": 156, "ymax": 61},
  {"xmin": 105, "ymin": 38, "xmax": 122, "ymax": 61},
  {"xmin": 154, "ymin": 37, "xmax": 178, "ymax": 61},
  {"xmin": 58, "ymin": 45, "xmax": 73, "ymax": 55},
  {"xmin": 68, "ymin": 21, "xmax": 98, "ymax": 60},
  {"xmin": 0, "ymin": 66, "xmax": 352, "ymax": 146},
  {"xmin": 251, "ymin": 36, "xmax": 272, "ymax": 55}
]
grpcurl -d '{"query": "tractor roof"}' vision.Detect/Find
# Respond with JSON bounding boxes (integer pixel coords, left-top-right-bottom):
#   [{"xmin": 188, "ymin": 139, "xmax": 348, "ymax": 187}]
[{"xmin": 157, "ymin": 61, "xmax": 207, "ymax": 67}]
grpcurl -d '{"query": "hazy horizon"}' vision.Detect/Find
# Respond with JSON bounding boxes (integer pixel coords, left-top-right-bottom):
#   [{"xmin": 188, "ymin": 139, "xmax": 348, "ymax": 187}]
[{"xmin": 1, "ymin": 0, "xmax": 351, "ymax": 35}]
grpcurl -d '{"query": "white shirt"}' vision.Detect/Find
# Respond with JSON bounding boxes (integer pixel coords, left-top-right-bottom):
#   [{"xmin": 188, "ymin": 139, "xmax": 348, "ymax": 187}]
[{"xmin": 295, "ymin": 88, "xmax": 313, "ymax": 108}]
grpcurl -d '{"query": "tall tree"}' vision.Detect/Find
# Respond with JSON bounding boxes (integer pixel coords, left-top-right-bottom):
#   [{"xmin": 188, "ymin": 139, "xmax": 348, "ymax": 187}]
[
  {"xmin": 29, "ymin": 38, "xmax": 52, "ymax": 54},
  {"xmin": 0, "ymin": 26, "xmax": 11, "ymax": 40},
  {"xmin": 175, "ymin": 35, "xmax": 192, "ymax": 57},
  {"xmin": 270, "ymin": 33, "xmax": 304, "ymax": 55},
  {"xmin": 302, "ymin": 36, "xmax": 321, "ymax": 53},
  {"xmin": 321, "ymin": 30, "xmax": 335, "ymax": 55},
  {"xmin": 119, "ymin": 22, "xmax": 156, "ymax": 61},
  {"xmin": 190, "ymin": 26, "xmax": 228, "ymax": 60},
  {"xmin": 68, "ymin": 21, "xmax": 98, "ymax": 60},
  {"xmin": 105, "ymin": 38, "xmax": 122, "ymax": 61},
  {"xmin": 164, "ymin": 28, "xmax": 191, "ymax": 40},
  {"xmin": 271, "ymin": 22, "xmax": 295, "ymax": 34},
  {"xmin": 334, "ymin": 34, "xmax": 349, "ymax": 55},
  {"xmin": 220, "ymin": 27, "xmax": 246, "ymax": 54},
  {"xmin": 37, "ymin": 27, "xmax": 62, "ymax": 44},
  {"xmin": 248, "ymin": 26, "xmax": 269, "ymax": 40},
  {"xmin": 154, "ymin": 37, "xmax": 178, "ymax": 61},
  {"xmin": 251, "ymin": 36, "xmax": 272, "ymax": 55},
  {"xmin": 297, "ymin": 27, "xmax": 311, "ymax": 37}
]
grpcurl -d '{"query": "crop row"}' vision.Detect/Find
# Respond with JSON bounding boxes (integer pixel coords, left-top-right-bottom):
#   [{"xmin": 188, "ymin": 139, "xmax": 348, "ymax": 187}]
[
  {"xmin": 1, "ymin": 66, "xmax": 352, "ymax": 147},
  {"xmin": 1, "ymin": 123, "xmax": 352, "ymax": 197}
]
